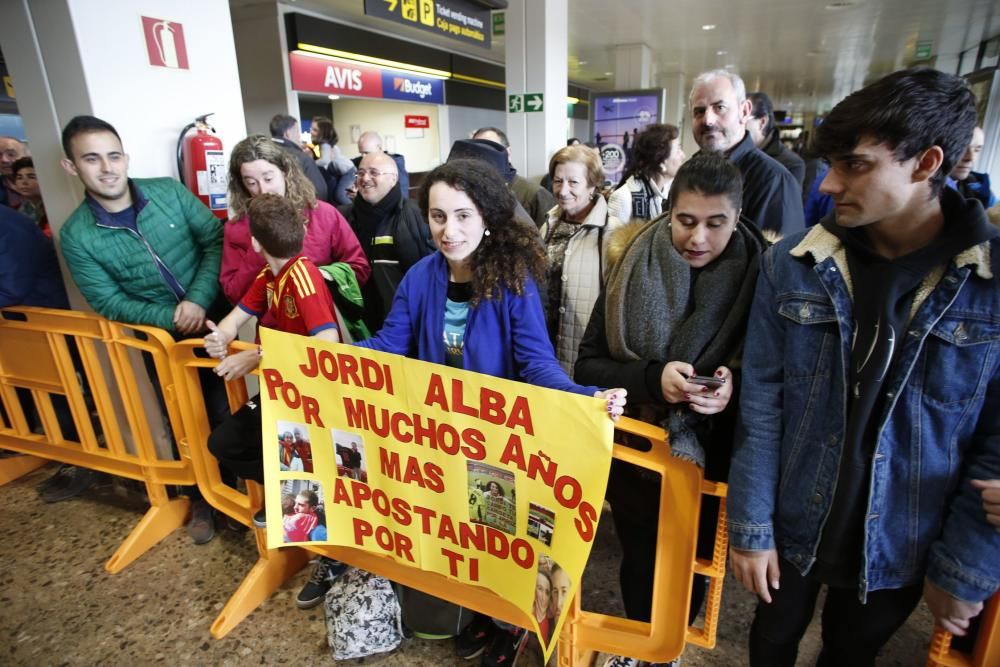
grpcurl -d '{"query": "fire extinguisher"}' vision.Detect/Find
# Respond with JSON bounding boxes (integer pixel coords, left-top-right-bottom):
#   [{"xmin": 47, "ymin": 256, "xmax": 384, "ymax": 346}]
[{"xmin": 177, "ymin": 113, "xmax": 228, "ymax": 220}]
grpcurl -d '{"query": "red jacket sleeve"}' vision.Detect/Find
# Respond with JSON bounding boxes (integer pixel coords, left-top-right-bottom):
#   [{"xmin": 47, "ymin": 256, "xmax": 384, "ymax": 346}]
[
  {"xmin": 220, "ymin": 216, "xmax": 267, "ymax": 305},
  {"xmin": 309, "ymin": 202, "xmax": 371, "ymax": 287}
]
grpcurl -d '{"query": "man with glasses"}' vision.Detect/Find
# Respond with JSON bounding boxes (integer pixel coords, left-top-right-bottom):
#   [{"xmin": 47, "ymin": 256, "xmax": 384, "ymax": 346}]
[
  {"xmin": 340, "ymin": 151, "xmax": 434, "ymax": 331},
  {"xmin": 354, "ymin": 130, "xmax": 410, "ymax": 199}
]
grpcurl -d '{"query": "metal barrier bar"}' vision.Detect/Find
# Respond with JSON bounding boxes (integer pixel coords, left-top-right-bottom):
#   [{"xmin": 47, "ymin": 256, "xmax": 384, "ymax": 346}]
[
  {"xmin": 0, "ymin": 306, "xmax": 195, "ymax": 572},
  {"xmin": 559, "ymin": 423, "xmax": 717, "ymax": 665},
  {"xmin": 7, "ymin": 312, "xmax": 994, "ymax": 664}
]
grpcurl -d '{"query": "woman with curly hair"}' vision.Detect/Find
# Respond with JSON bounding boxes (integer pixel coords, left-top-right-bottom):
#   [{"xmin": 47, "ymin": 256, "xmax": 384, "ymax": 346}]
[
  {"xmin": 358, "ymin": 158, "xmax": 623, "ymax": 399},
  {"xmin": 219, "ymin": 134, "xmax": 369, "ymax": 312},
  {"xmin": 607, "ymin": 123, "xmax": 685, "ymax": 225},
  {"xmin": 355, "ymin": 159, "xmax": 626, "ymax": 662}
]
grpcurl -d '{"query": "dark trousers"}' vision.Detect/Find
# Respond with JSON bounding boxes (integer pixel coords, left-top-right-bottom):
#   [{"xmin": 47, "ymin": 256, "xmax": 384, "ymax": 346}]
[
  {"xmin": 606, "ymin": 458, "xmax": 717, "ymax": 624},
  {"xmin": 207, "ymin": 395, "xmax": 263, "ymax": 484},
  {"xmin": 748, "ymin": 557, "xmax": 922, "ymax": 667}
]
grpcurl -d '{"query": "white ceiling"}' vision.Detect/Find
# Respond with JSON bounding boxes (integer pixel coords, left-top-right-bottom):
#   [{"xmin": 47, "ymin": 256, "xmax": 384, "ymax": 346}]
[{"xmin": 270, "ymin": 0, "xmax": 1000, "ymax": 112}]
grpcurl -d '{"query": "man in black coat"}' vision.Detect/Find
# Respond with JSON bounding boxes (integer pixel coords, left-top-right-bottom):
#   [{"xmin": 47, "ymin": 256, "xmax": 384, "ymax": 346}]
[
  {"xmin": 689, "ymin": 70, "xmax": 804, "ymax": 236},
  {"xmin": 748, "ymin": 91, "xmax": 806, "ymax": 189},
  {"xmin": 339, "ymin": 151, "xmax": 434, "ymax": 331}
]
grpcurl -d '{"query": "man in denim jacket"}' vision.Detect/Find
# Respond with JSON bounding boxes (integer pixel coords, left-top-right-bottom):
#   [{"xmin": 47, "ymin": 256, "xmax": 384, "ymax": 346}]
[{"xmin": 728, "ymin": 67, "xmax": 1000, "ymax": 666}]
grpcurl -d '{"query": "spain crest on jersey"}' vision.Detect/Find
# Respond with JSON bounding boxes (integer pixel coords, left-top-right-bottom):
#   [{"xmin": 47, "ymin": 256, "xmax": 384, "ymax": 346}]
[{"xmin": 284, "ymin": 294, "xmax": 300, "ymax": 319}]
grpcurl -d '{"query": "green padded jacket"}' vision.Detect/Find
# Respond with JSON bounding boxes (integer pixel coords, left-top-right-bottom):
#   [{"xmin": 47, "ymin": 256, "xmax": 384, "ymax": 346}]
[{"xmin": 59, "ymin": 178, "xmax": 223, "ymax": 332}]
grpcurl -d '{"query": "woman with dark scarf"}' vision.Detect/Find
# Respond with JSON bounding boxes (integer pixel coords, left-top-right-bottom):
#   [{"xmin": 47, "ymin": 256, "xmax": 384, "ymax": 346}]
[{"xmin": 576, "ymin": 154, "xmax": 766, "ymax": 667}]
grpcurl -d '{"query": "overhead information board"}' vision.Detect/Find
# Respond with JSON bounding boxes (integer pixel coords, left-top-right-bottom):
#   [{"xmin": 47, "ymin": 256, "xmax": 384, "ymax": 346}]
[{"xmin": 364, "ymin": 0, "xmax": 491, "ymax": 49}]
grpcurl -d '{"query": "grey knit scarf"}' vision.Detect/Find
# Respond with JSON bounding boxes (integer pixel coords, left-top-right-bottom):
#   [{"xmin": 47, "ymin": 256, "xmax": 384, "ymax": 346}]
[{"xmin": 604, "ymin": 215, "xmax": 763, "ymax": 467}]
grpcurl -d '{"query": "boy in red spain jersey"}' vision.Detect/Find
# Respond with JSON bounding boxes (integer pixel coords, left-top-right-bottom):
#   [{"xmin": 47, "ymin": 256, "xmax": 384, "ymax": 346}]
[{"xmin": 203, "ymin": 193, "xmax": 339, "ymax": 527}]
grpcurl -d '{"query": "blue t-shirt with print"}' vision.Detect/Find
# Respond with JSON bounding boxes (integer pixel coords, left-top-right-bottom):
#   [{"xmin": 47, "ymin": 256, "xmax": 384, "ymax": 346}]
[{"xmin": 443, "ymin": 281, "xmax": 473, "ymax": 368}]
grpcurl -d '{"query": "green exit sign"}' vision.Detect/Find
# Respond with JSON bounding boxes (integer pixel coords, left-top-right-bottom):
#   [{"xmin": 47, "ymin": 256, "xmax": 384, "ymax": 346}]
[
  {"xmin": 492, "ymin": 12, "xmax": 504, "ymax": 36},
  {"xmin": 915, "ymin": 41, "xmax": 933, "ymax": 60}
]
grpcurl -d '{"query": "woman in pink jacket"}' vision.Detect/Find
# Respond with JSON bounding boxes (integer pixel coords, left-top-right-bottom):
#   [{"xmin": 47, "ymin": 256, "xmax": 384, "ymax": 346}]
[{"xmin": 220, "ymin": 135, "xmax": 370, "ymax": 320}]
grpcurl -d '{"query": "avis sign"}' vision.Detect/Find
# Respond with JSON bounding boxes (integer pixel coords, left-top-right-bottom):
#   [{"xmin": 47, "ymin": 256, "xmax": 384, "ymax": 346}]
[
  {"xmin": 289, "ymin": 53, "xmax": 382, "ymax": 97},
  {"xmin": 289, "ymin": 52, "xmax": 444, "ymax": 104}
]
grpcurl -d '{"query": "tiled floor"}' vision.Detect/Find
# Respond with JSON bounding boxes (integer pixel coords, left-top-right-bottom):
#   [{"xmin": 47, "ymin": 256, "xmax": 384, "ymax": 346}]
[{"xmin": 1, "ymin": 462, "xmax": 934, "ymax": 666}]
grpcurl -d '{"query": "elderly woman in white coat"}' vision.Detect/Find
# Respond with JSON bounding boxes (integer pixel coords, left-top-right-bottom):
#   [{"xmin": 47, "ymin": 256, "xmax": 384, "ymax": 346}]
[{"xmin": 540, "ymin": 144, "xmax": 619, "ymax": 376}]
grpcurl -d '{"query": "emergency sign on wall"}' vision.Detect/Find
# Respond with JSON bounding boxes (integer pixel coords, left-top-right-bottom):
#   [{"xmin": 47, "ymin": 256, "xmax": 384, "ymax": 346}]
[{"xmin": 141, "ymin": 16, "xmax": 190, "ymax": 70}]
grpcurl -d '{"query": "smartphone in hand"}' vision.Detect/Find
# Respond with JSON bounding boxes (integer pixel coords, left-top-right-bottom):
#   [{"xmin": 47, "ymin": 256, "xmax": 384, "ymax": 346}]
[{"xmin": 687, "ymin": 375, "xmax": 726, "ymax": 389}]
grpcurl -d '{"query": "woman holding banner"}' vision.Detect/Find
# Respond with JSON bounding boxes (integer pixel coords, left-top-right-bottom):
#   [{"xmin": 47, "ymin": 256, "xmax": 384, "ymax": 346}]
[
  {"xmin": 355, "ymin": 158, "xmax": 627, "ymax": 665},
  {"xmin": 575, "ymin": 154, "xmax": 767, "ymax": 667}
]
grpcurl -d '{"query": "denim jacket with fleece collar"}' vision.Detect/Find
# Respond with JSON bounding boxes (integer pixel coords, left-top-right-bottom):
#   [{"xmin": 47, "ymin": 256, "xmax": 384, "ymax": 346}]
[{"xmin": 728, "ymin": 214, "xmax": 1000, "ymax": 603}]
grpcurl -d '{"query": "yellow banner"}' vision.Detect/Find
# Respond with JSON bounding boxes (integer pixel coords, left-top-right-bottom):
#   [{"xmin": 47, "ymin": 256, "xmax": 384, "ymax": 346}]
[{"xmin": 258, "ymin": 327, "xmax": 613, "ymax": 658}]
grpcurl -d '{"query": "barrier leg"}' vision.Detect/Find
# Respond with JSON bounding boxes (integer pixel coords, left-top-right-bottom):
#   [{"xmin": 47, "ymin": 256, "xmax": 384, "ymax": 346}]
[
  {"xmin": 105, "ymin": 482, "xmax": 189, "ymax": 574},
  {"xmin": 557, "ymin": 592, "xmax": 597, "ymax": 667},
  {"xmin": 0, "ymin": 454, "xmax": 51, "ymax": 485},
  {"xmin": 210, "ymin": 538, "xmax": 310, "ymax": 639}
]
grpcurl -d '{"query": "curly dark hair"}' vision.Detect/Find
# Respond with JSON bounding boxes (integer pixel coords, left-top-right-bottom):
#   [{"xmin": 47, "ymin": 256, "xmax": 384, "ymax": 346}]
[
  {"xmin": 418, "ymin": 159, "xmax": 547, "ymax": 305},
  {"xmin": 625, "ymin": 123, "xmax": 679, "ymax": 180}
]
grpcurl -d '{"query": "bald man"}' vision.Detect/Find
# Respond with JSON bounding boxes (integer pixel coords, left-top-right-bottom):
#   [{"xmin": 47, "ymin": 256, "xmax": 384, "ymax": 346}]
[
  {"xmin": 353, "ymin": 131, "xmax": 410, "ymax": 198},
  {"xmin": 341, "ymin": 151, "xmax": 434, "ymax": 330}
]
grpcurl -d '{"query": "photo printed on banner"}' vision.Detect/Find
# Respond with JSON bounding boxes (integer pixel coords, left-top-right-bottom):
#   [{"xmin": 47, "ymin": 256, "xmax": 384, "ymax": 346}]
[
  {"xmin": 467, "ymin": 461, "xmax": 516, "ymax": 534},
  {"xmin": 282, "ymin": 480, "xmax": 326, "ymax": 543},
  {"xmin": 332, "ymin": 429, "xmax": 368, "ymax": 484},
  {"xmin": 277, "ymin": 420, "xmax": 313, "ymax": 473},
  {"xmin": 527, "ymin": 502, "xmax": 556, "ymax": 546}
]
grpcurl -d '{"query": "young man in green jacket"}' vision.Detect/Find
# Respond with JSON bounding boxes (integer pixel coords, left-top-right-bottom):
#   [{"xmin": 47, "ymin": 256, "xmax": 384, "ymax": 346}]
[{"xmin": 55, "ymin": 115, "xmax": 227, "ymax": 544}]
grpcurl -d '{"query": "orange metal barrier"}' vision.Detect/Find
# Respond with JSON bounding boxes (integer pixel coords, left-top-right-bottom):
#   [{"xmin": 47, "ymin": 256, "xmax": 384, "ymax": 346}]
[
  {"xmin": 169, "ymin": 340, "xmax": 726, "ymax": 663},
  {"xmin": 927, "ymin": 593, "xmax": 1000, "ymax": 667},
  {"xmin": 0, "ymin": 306, "xmax": 195, "ymax": 573},
  {"xmin": 8, "ymin": 311, "xmax": 996, "ymax": 664}
]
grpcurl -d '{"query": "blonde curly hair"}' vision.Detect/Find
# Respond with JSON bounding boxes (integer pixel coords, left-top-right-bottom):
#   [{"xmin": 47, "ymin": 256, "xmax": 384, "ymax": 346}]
[{"xmin": 227, "ymin": 134, "xmax": 317, "ymax": 221}]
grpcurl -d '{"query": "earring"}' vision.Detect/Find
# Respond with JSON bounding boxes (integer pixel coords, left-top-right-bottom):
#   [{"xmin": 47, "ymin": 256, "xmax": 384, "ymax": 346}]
[{"xmin": 484, "ymin": 229, "xmax": 491, "ymax": 236}]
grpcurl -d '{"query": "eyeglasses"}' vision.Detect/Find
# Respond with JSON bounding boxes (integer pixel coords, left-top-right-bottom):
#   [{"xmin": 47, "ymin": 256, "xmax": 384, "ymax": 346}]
[{"xmin": 356, "ymin": 168, "xmax": 393, "ymax": 179}]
